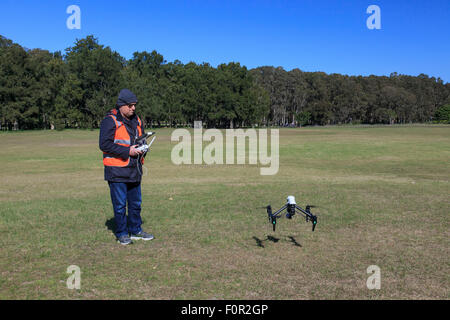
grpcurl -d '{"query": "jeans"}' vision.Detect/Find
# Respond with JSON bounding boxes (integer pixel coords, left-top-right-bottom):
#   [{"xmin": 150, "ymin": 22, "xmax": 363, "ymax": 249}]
[{"xmin": 108, "ymin": 181, "xmax": 142, "ymax": 238}]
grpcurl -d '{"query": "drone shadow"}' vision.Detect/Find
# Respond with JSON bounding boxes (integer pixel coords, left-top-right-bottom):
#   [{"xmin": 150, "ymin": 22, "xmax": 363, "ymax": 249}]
[
  {"xmin": 288, "ymin": 236, "xmax": 302, "ymax": 247},
  {"xmin": 252, "ymin": 235, "xmax": 302, "ymax": 248}
]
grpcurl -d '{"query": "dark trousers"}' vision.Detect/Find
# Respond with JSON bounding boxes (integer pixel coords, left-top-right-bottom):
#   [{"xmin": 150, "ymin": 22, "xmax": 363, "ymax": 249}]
[{"xmin": 108, "ymin": 181, "xmax": 142, "ymax": 238}]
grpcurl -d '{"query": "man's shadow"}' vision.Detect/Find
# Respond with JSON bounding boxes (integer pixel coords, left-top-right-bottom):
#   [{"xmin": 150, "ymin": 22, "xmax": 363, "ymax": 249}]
[
  {"xmin": 105, "ymin": 218, "xmax": 147, "ymax": 235},
  {"xmin": 105, "ymin": 218, "xmax": 115, "ymax": 234},
  {"xmin": 252, "ymin": 235, "xmax": 302, "ymax": 248}
]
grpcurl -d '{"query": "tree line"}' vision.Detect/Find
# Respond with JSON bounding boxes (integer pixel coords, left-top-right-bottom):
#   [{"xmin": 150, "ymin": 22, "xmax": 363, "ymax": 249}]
[{"xmin": 1, "ymin": 34, "xmax": 449, "ymax": 130}]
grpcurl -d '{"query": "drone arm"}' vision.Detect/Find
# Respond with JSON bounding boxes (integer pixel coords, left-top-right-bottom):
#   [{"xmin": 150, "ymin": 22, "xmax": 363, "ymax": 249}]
[
  {"xmin": 295, "ymin": 205, "xmax": 318, "ymax": 231},
  {"xmin": 271, "ymin": 204, "xmax": 287, "ymax": 218},
  {"xmin": 266, "ymin": 204, "xmax": 287, "ymax": 232},
  {"xmin": 294, "ymin": 205, "xmax": 312, "ymax": 218}
]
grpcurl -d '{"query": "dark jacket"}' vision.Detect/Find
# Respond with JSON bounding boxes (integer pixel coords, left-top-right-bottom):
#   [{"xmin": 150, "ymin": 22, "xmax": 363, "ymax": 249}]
[{"xmin": 99, "ymin": 108, "xmax": 145, "ymax": 182}]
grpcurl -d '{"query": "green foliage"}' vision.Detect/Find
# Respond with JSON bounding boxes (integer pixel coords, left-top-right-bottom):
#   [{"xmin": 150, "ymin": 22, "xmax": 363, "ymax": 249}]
[
  {"xmin": 0, "ymin": 34, "xmax": 449, "ymax": 130},
  {"xmin": 434, "ymin": 104, "xmax": 450, "ymax": 123},
  {"xmin": 64, "ymin": 35, "xmax": 125, "ymax": 129},
  {"xmin": 296, "ymin": 111, "xmax": 311, "ymax": 126},
  {"xmin": 373, "ymin": 108, "xmax": 397, "ymax": 124},
  {"xmin": 251, "ymin": 68, "xmax": 449, "ymax": 126}
]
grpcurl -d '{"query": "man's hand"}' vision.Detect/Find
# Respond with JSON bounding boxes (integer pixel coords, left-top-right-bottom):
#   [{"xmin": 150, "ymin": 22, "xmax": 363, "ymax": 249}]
[{"xmin": 129, "ymin": 145, "xmax": 143, "ymax": 157}]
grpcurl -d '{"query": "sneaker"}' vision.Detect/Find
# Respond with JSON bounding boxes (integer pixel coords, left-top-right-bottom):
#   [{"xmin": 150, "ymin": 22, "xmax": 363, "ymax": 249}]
[
  {"xmin": 130, "ymin": 231, "xmax": 154, "ymax": 241},
  {"xmin": 117, "ymin": 235, "xmax": 133, "ymax": 245}
]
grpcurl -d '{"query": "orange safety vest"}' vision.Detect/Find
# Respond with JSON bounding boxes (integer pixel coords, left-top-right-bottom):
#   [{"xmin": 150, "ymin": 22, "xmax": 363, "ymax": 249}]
[{"xmin": 103, "ymin": 109, "xmax": 144, "ymax": 167}]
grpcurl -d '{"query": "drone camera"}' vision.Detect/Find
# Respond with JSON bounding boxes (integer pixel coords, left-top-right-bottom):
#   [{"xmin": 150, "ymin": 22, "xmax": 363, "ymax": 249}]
[
  {"xmin": 286, "ymin": 205, "xmax": 295, "ymax": 219},
  {"xmin": 286, "ymin": 195, "xmax": 296, "ymax": 219},
  {"xmin": 286, "ymin": 196, "xmax": 296, "ymax": 205}
]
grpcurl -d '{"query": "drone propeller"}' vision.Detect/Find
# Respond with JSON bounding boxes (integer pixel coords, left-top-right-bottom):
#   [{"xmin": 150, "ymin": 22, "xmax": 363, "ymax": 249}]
[
  {"xmin": 305, "ymin": 205, "xmax": 318, "ymax": 215},
  {"xmin": 303, "ymin": 205, "xmax": 318, "ymax": 231}
]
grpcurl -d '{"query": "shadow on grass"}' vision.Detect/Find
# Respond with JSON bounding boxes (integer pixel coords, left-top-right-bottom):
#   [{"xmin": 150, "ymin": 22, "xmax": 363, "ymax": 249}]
[
  {"xmin": 288, "ymin": 236, "xmax": 302, "ymax": 247},
  {"xmin": 252, "ymin": 235, "xmax": 302, "ymax": 248},
  {"xmin": 105, "ymin": 217, "xmax": 148, "ymax": 236},
  {"xmin": 105, "ymin": 218, "xmax": 115, "ymax": 235}
]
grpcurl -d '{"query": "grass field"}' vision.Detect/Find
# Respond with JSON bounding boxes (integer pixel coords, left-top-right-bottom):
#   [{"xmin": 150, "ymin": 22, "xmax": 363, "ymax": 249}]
[{"xmin": 0, "ymin": 125, "xmax": 449, "ymax": 299}]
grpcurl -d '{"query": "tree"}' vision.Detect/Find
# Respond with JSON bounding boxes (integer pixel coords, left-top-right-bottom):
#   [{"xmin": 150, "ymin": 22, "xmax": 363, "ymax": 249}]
[
  {"xmin": 0, "ymin": 42, "xmax": 30, "ymax": 129},
  {"xmin": 64, "ymin": 35, "xmax": 125, "ymax": 128},
  {"xmin": 434, "ymin": 104, "xmax": 450, "ymax": 123},
  {"xmin": 126, "ymin": 50, "xmax": 168, "ymax": 127},
  {"xmin": 1, "ymin": 34, "xmax": 449, "ymax": 130},
  {"xmin": 296, "ymin": 111, "xmax": 311, "ymax": 126}
]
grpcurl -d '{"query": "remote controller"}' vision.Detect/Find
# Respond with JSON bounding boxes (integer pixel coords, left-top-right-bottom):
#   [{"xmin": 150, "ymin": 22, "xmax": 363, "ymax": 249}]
[{"xmin": 135, "ymin": 144, "xmax": 149, "ymax": 153}]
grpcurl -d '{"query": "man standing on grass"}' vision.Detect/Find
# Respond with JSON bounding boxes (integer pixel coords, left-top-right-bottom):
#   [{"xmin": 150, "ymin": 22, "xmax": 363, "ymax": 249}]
[{"xmin": 99, "ymin": 89, "xmax": 154, "ymax": 245}]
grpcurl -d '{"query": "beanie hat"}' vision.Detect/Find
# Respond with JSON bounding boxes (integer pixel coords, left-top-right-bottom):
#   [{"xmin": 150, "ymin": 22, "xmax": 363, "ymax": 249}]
[{"xmin": 116, "ymin": 89, "xmax": 138, "ymax": 107}]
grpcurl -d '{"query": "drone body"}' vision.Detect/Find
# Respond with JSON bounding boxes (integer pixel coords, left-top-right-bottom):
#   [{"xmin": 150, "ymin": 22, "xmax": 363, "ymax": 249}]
[{"xmin": 266, "ymin": 196, "xmax": 317, "ymax": 232}]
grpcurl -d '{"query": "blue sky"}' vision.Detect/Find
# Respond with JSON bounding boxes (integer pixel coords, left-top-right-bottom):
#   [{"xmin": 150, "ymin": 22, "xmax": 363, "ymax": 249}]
[{"xmin": 1, "ymin": 0, "xmax": 449, "ymax": 82}]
